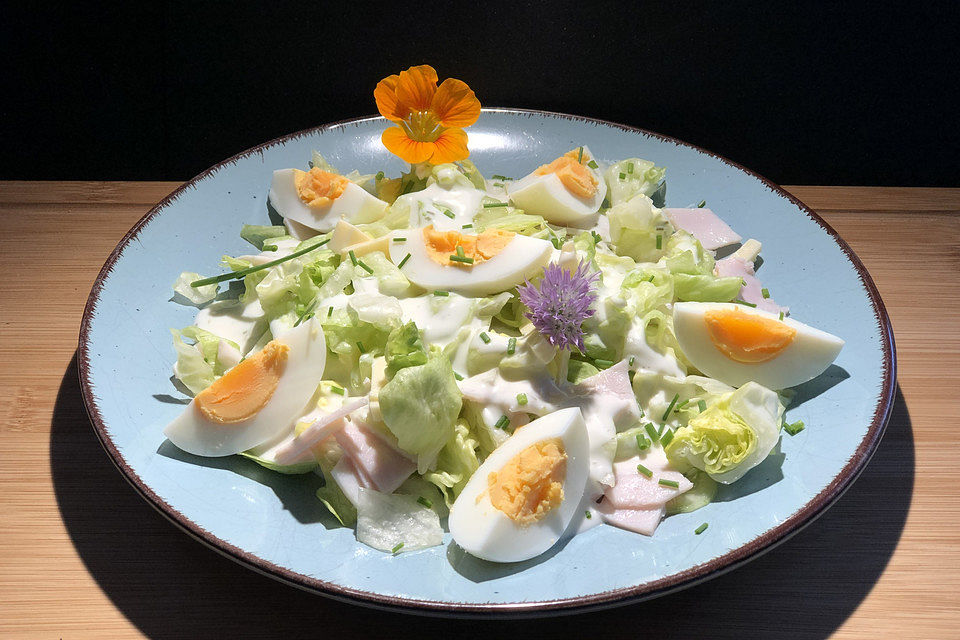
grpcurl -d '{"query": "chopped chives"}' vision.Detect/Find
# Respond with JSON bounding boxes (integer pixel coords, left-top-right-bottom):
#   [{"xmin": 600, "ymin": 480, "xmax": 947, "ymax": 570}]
[
  {"xmin": 491, "ymin": 174, "xmax": 512, "ymax": 181},
  {"xmin": 697, "ymin": 200, "xmax": 706, "ymax": 208},
  {"xmin": 449, "ymin": 255, "xmax": 474, "ymax": 264},
  {"xmin": 483, "ymin": 202, "xmax": 508, "ymax": 208},
  {"xmin": 585, "ymin": 510, "xmax": 592, "ymax": 519},
  {"xmin": 658, "ymin": 478, "xmax": 680, "ymax": 489},
  {"xmin": 494, "ymin": 415, "xmax": 510, "ymax": 430},
  {"xmin": 433, "ymin": 290, "xmax": 449, "ymax": 296},
  {"xmin": 391, "ymin": 542, "xmax": 404, "ymax": 554},
  {"xmin": 494, "ymin": 182, "xmax": 504, "ymax": 188},
  {"xmin": 779, "ymin": 311, "xmax": 785, "ymax": 320},
  {"xmin": 698, "ymin": 399, "xmax": 707, "ymax": 412},
  {"xmin": 656, "ymin": 234, "xmax": 662, "ymax": 249},
  {"xmin": 636, "ymin": 433, "xmax": 650, "ymax": 450},
  {"xmin": 591, "ymin": 230, "xmax": 603, "ymax": 244},
  {"xmin": 676, "ymin": 399, "xmax": 689, "ymax": 411},
  {"xmin": 761, "ymin": 287, "xmax": 771, "ymax": 299},
  {"xmin": 619, "ymin": 172, "xmax": 626, "ymax": 180},
  {"xmin": 629, "ymin": 356, "xmax": 636, "ymax": 367},
  {"xmin": 190, "ymin": 238, "xmax": 331, "ymax": 287},
  {"xmin": 661, "ymin": 393, "xmax": 680, "ymax": 421},
  {"xmin": 594, "ymin": 358, "xmax": 614, "ymax": 369},
  {"xmin": 454, "ymin": 371, "xmax": 464, "ymax": 381},
  {"xmin": 657, "ymin": 424, "xmax": 666, "ymax": 438},
  {"xmin": 479, "ymin": 332, "xmax": 491, "ymax": 344},
  {"xmin": 375, "ymin": 171, "xmax": 385, "ymax": 181},
  {"xmin": 348, "ymin": 250, "xmax": 358, "ymax": 266},
  {"xmin": 262, "ymin": 245, "xmax": 278, "ymax": 252},
  {"xmin": 627, "ymin": 162, "xmax": 634, "ymax": 174},
  {"xmin": 516, "ymin": 393, "xmax": 528, "ymax": 406},
  {"xmin": 442, "ymin": 209, "xmax": 455, "ymax": 219},
  {"xmin": 636, "ymin": 463, "xmax": 653, "ymax": 478},
  {"xmin": 507, "ymin": 337, "xmax": 517, "ymax": 355},
  {"xmin": 327, "ymin": 306, "xmax": 334, "ymax": 317},
  {"xmin": 356, "ymin": 341, "xmax": 366, "ymax": 353},
  {"xmin": 577, "ymin": 146, "xmax": 584, "ymax": 162},
  {"xmin": 398, "ymin": 253, "xmax": 411, "ymax": 269},
  {"xmin": 456, "ymin": 245, "xmax": 465, "ymax": 257},
  {"xmin": 587, "ymin": 160, "xmax": 599, "ymax": 169},
  {"xmin": 660, "ymin": 429, "xmax": 675, "ymax": 447},
  {"xmin": 357, "ymin": 259, "xmax": 374, "ymax": 274},
  {"xmin": 329, "ymin": 384, "xmax": 345, "ymax": 396},
  {"xmin": 417, "ymin": 496, "xmax": 433, "ymax": 508},
  {"xmin": 393, "ymin": 237, "xmax": 406, "ymax": 242},
  {"xmin": 647, "ymin": 275, "xmax": 655, "ymax": 282},
  {"xmin": 461, "ymin": 223, "xmax": 473, "ymax": 229},
  {"xmin": 695, "ymin": 522, "xmax": 709, "ymax": 535},
  {"xmin": 735, "ymin": 299, "xmax": 757, "ymax": 307},
  {"xmin": 644, "ymin": 422, "xmax": 659, "ymax": 442},
  {"xmin": 784, "ymin": 419, "xmax": 805, "ymax": 436}
]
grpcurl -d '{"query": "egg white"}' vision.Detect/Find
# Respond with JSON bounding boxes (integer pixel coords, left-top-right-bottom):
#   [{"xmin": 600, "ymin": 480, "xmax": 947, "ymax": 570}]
[
  {"xmin": 269, "ymin": 169, "xmax": 388, "ymax": 233},
  {"xmin": 164, "ymin": 318, "xmax": 328, "ymax": 457},
  {"xmin": 673, "ymin": 302, "xmax": 844, "ymax": 389},
  {"xmin": 388, "ymin": 227, "xmax": 553, "ymax": 296},
  {"xmin": 507, "ymin": 146, "xmax": 607, "ymax": 226},
  {"xmin": 448, "ymin": 407, "xmax": 590, "ymax": 563}
]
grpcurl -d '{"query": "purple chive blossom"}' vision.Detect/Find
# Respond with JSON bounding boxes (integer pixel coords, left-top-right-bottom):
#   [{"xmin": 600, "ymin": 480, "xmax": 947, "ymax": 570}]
[{"xmin": 517, "ymin": 260, "xmax": 599, "ymax": 352}]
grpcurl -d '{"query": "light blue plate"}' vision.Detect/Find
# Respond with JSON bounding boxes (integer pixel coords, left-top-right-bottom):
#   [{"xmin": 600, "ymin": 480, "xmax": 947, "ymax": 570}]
[{"xmin": 79, "ymin": 109, "xmax": 895, "ymax": 616}]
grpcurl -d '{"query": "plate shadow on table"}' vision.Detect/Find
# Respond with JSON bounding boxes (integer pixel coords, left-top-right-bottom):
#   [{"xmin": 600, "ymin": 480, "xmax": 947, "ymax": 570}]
[{"xmin": 53, "ymin": 352, "xmax": 911, "ymax": 639}]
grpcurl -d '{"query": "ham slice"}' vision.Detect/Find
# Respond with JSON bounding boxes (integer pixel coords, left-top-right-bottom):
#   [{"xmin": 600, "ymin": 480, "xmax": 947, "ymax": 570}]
[
  {"xmin": 603, "ymin": 454, "xmax": 692, "ymax": 509},
  {"xmin": 714, "ymin": 239, "xmax": 788, "ymax": 315},
  {"xmin": 596, "ymin": 501, "xmax": 665, "ymax": 536},
  {"xmin": 334, "ymin": 421, "xmax": 415, "ymax": 494},
  {"xmin": 273, "ymin": 397, "xmax": 368, "ymax": 465},
  {"xmin": 664, "ymin": 208, "xmax": 742, "ymax": 250}
]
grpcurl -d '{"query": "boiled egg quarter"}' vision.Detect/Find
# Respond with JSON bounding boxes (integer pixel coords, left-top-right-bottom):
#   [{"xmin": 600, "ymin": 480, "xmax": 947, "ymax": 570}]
[
  {"xmin": 164, "ymin": 318, "xmax": 327, "ymax": 457},
  {"xmin": 507, "ymin": 147, "xmax": 607, "ymax": 227},
  {"xmin": 449, "ymin": 407, "xmax": 590, "ymax": 563},
  {"xmin": 389, "ymin": 225, "xmax": 552, "ymax": 296},
  {"xmin": 673, "ymin": 302, "xmax": 844, "ymax": 389},
  {"xmin": 269, "ymin": 168, "xmax": 388, "ymax": 233}
]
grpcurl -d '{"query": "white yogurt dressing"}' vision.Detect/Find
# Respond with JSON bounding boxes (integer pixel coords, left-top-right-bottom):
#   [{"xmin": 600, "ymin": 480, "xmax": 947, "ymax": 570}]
[{"xmin": 405, "ymin": 182, "xmax": 484, "ymax": 232}]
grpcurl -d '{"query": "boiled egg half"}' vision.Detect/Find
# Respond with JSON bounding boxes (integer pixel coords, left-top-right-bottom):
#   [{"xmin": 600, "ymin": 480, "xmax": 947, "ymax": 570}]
[
  {"xmin": 389, "ymin": 225, "xmax": 552, "ymax": 295},
  {"xmin": 164, "ymin": 318, "xmax": 327, "ymax": 457},
  {"xmin": 269, "ymin": 168, "xmax": 388, "ymax": 233},
  {"xmin": 507, "ymin": 147, "xmax": 607, "ymax": 226},
  {"xmin": 449, "ymin": 407, "xmax": 590, "ymax": 563},
  {"xmin": 673, "ymin": 302, "xmax": 844, "ymax": 389}
]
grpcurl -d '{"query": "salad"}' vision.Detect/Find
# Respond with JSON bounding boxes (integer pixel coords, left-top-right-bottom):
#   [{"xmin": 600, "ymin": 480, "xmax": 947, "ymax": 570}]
[{"xmin": 163, "ymin": 66, "xmax": 843, "ymax": 563}]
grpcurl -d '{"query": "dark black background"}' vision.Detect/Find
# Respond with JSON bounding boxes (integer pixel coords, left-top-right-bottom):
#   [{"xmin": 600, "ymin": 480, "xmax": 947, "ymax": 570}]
[{"xmin": 3, "ymin": 1, "xmax": 957, "ymax": 184}]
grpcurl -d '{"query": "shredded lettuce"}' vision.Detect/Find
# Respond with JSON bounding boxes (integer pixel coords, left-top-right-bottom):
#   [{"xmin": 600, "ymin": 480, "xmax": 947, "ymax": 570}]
[
  {"xmin": 379, "ymin": 355, "xmax": 463, "ymax": 472},
  {"xmin": 603, "ymin": 158, "xmax": 666, "ymax": 207},
  {"xmin": 170, "ymin": 326, "xmax": 240, "ymax": 395},
  {"xmin": 356, "ymin": 488, "xmax": 443, "ymax": 552},
  {"xmin": 666, "ymin": 381, "xmax": 783, "ymax": 483},
  {"xmin": 240, "ymin": 224, "xmax": 288, "ymax": 250},
  {"xmin": 567, "ymin": 359, "xmax": 600, "ymax": 383},
  {"xmin": 607, "ymin": 194, "xmax": 670, "ymax": 262},
  {"xmin": 385, "ymin": 321, "xmax": 428, "ymax": 375},
  {"xmin": 172, "ymin": 272, "xmax": 217, "ymax": 306},
  {"xmin": 666, "ymin": 466, "xmax": 718, "ymax": 514},
  {"xmin": 474, "ymin": 207, "xmax": 548, "ymax": 236},
  {"xmin": 673, "ymin": 274, "xmax": 744, "ymax": 302},
  {"xmin": 361, "ymin": 251, "xmax": 412, "ymax": 297},
  {"xmin": 423, "ymin": 419, "xmax": 481, "ymax": 506}
]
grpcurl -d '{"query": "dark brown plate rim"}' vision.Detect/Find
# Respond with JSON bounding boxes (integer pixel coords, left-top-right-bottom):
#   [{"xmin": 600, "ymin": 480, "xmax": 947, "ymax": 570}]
[{"xmin": 77, "ymin": 108, "xmax": 896, "ymax": 618}]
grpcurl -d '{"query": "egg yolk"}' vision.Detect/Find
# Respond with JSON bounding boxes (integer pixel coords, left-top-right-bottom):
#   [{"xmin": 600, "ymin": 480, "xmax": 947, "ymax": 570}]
[
  {"xmin": 195, "ymin": 341, "xmax": 290, "ymax": 424},
  {"xmin": 704, "ymin": 309, "xmax": 797, "ymax": 363},
  {"xmin": 488, "ymin": 438, "xmax": 567, "ymax": 526},
  {"xmin": 294, "ymin": 168, "xmax": 350, "ymax": 208},
  {"xmin": 534, "ymin": 150, "xmax": 598, "ymax": 198},
  {"xmin": 421, "ymin": 225, "xmax": 515, "ymax": 267}
]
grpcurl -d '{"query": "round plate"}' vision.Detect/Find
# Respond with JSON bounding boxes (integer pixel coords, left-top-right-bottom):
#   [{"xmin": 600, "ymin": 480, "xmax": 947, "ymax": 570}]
[{"xmin": 79, "ymin": 109, "xmax": 895, "ymax": 616}]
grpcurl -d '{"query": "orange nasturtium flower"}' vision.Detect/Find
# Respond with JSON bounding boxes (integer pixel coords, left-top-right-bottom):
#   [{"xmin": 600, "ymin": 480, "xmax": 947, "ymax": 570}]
[{"xmin": 374, "ymin": 65, "xmax": 481, "ymax": 165}]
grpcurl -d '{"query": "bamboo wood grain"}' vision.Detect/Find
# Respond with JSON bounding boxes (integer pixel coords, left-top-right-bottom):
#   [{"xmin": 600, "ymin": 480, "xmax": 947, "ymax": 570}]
[{"xmin": 0, "ymin": 182, "xmax": 957, "ymax": 639}]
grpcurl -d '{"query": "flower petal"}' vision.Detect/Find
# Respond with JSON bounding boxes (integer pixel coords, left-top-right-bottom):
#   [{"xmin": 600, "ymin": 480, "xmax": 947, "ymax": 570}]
[
  {"xmin": 431, "ymin": 78, "xmax": 481, "ymax": 128},
  {"xmin": 395, "ymin": 65, "xmax": 439, "ymax": 113},
  {"xmin": 428, "ymin": 128, "xmax": 470, "ymax": 164},
  {"xmin": 374, "ymin": 74, "xmax": 406, "ymax": 122},
  {"xmin": 382, "ymin": 126, "xmax": 434, "ymax": 164}
]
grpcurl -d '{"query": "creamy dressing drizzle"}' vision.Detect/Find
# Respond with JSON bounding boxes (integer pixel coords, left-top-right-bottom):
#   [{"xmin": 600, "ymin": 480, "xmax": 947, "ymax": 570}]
[{"xmin": 405, "ymin": 182, "xmax": 484, "ymax": 232}]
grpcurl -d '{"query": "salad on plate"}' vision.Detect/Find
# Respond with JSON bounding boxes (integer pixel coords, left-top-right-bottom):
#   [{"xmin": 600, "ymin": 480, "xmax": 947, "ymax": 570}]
[{"xmin": 163, "ymin": 65, "xmax": 843, "ymax": 563}]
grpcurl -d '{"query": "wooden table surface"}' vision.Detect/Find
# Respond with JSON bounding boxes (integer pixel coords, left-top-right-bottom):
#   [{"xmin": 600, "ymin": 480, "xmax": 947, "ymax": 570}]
[{"xmin": 1, "ymin": 182, "xmax": 958, "ymax": 639}]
